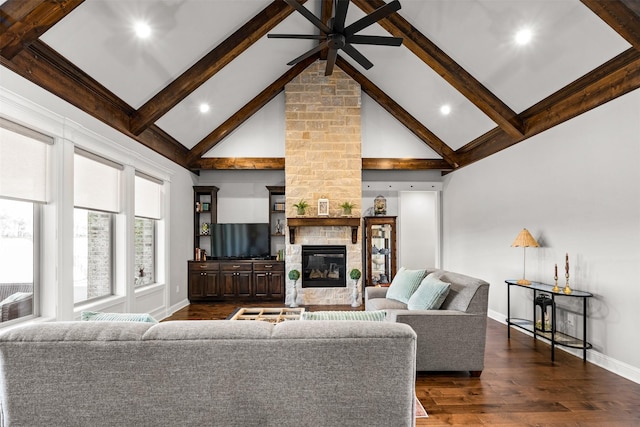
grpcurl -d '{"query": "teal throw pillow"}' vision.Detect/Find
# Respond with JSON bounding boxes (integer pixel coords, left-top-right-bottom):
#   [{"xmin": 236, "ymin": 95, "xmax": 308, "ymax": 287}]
[
  {"xmin": 385, "ymin": 267, "xmax": 427, "ymax": 303},
  {"xmin": 301, "ymin": 310, "xmax": 386, "ymax": 321},
  {"xmin": 407, "ymin": 274, "xmax": 451, "ymax": 310},
  {"xmin": 81, "ymin": 311, "xmax": 158, "ymax": 323}
]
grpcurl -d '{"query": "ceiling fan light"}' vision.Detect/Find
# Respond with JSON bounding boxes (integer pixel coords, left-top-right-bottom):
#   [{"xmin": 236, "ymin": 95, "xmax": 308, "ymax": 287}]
[{"xmin": 134, "ymin": 21, "xmax": 151, "ymax": 39}]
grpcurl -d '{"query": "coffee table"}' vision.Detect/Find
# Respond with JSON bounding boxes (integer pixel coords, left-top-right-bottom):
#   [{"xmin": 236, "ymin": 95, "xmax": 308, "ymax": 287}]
[{"xmin": 229, "ymin": 307, "xmax": 305, "ymax": 323}]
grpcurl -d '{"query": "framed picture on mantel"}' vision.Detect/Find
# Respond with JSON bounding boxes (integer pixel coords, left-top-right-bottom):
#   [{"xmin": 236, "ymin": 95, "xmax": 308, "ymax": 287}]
[{"xmin": 318, "ymin": 198, "xmax": 329, "ymax": 216}]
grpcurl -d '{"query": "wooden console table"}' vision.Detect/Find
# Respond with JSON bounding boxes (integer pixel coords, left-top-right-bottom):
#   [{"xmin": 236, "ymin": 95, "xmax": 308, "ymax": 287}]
[{"xmin": 505, "ymin": 280, "xmax": 593, "ymax": 361}]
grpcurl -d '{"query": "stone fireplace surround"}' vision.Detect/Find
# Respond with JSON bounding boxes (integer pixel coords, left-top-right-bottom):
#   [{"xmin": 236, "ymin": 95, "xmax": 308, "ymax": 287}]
[{"xmin": 284, "ymin": 60, "xmax": 362, "ymax": 305}]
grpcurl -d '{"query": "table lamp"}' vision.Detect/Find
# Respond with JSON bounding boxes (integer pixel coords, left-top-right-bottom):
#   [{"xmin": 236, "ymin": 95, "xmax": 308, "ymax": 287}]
[{"xmin": 511, "ymin": 228, "xmax": 539, "ymax": 285}]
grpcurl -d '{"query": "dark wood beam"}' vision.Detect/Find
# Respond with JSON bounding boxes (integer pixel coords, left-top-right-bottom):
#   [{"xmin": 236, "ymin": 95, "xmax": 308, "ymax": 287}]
[
  {"xmin": 362, "ymin": 158, "xmax": 452, "ymax": 171},
  {"xmin": 186, "ymin": 54, "xmax": 318, "ymax": 167},
  {"xmin": 191, "ymin": 158, "xmax": 285, "ymax": 170},
  {"xmin": 351, "ymin": 0, "xmax": 525, "ymax": 139},
  {"xmin": 456, "ymin": 48, "xmax": 640, "ymax": 169},
  {"xmin": 0, "ymin": 40, "xmax": 190, "ymax": 167},
  {"xmin": 0, "ymin": 0, "xmax": 84, "ymax": 60},
  {"xmin": 129, "ymin": 0, "xmax": 306, "ymax": 136},
  {"xmin": 336, "ymin": 56, "xmax": 459, "ymax": 168},
  {"xmin": 581, "ymin": 0, "xmax": 640, "ymax": 49}
]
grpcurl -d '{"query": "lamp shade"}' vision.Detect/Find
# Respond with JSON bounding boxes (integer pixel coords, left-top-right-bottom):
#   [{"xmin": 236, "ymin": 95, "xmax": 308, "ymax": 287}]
[{"xmin": 511, "ymin": 228, "xmax": 539, "ymax": 248}]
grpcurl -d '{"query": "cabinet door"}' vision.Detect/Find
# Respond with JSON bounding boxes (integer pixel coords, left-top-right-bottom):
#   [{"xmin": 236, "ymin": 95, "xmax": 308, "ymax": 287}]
[
  {"xmin": 254, "ymin": 272, "xmax": 269, "ymax": 297},
  {"xmin": 221, "ymin": 272, "xmax": 236, "ymax": 297},
  {"xmin": 268, "ymin": 271, "xmax": 284, "ymax": 299},
  {"xmin": 189, "ymin": 271, "xmax": 206, "ymax": 299},
  {"xmin": 236, "ymin": 272, "xmax": 252, "ymax": 297},
  {"xmin": 204, "ymin": 270, "xmax": 220, "ymax": 297}
]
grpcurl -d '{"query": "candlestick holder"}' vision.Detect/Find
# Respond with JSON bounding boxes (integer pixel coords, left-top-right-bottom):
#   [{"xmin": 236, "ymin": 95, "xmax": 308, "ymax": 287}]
[
  {"xmin": 552, "ymin": 275, "xmax": 560, "ymax": 293},
  {"xmin": 563, "ymin": 273, "xmax": 572, "ymax": 295}
]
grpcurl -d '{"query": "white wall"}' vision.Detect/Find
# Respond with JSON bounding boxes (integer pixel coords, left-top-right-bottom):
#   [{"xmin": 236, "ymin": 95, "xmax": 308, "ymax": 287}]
[
  {"xmin": 398, "ymin": 191, "xmax": 440, "ymax": 269},
  {"xmin": 442, "ymin": 88, "xmax": 640, "ymax": 382}
]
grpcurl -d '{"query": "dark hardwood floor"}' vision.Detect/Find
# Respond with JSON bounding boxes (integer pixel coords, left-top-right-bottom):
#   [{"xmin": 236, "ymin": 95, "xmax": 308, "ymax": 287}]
[{"xmin": 166, "ymin": 302, "xmax": 640, "ymax": 426}]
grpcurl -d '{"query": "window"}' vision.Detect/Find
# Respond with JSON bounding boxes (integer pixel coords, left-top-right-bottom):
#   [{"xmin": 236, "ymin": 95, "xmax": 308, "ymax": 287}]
[
  {"xmin": 0, "ymin": 118, "xmax": 51, "ymax": 323},
  {"xmin": 134, "ymin": 173, "xmax": 162, "ymax": 288},
  {"xmin": 73, "ymin": 149, "xmax": 121, "ymax": 303}
]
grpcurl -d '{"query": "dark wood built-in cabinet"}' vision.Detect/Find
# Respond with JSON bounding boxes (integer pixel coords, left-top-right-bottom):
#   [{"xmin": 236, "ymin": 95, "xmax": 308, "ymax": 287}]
[
  {"xmin": 363, "ymin": 216, "xmax": 397, "ymax": 287},
  {"xmin": 193, "ymin": 186, "xmax": 219, "ymax": 258},
  {"xmin": 188, "ymin": 260, "xmax": 284, "ymax": 302}
]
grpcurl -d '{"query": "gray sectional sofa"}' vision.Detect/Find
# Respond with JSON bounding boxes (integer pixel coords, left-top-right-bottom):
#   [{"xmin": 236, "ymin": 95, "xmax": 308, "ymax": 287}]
[
  {"xmin": 0, "ymin": 319, "xmax": 417, "ymax": 426},
  {"xmin": 365, "ymin": 268, "xmax": 490, "ymax": 376}
]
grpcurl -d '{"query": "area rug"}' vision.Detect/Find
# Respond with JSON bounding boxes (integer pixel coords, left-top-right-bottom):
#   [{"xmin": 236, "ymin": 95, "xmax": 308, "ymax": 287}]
[{"xmin": 415, "ymin": 397, "xmax": 428, "ymax": 418}]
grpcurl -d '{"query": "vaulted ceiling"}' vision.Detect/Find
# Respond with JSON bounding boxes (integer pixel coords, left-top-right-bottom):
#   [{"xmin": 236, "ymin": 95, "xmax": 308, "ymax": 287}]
[{"xmin": 1, "ymin": 0, "xmax": 639, "ymax": 174}]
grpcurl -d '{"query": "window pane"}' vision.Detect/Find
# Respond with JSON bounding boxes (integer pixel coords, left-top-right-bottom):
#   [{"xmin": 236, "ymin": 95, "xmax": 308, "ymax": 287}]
[
  {"xmin": 0, "ymin": 199, "xmax": 35, "ymax": 322},
  {"xmin": 134, "ymin": 217, "xmax": 155, "ymax": 287},
  {"xmin": 74, "ymin": 209, "xmax": 113, "ymax": 303}
]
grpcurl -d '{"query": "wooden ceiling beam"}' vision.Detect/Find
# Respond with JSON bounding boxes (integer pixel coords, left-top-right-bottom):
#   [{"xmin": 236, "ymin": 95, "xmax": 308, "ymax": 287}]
[
  {"xmin": 191, "ymin": 158, "xmax": 285, "ymax": 170},
  {"xmin": 336, "ymin": 56, "xmax": 459, "ymax": 169},
  {"xmin": 0, "ymin": 0, "xmax": 84, "ymax": 60},
  {"xmin": 0, "ymin": 40, "xmax": 190, "ymax": 167},
  {"xmin": 456, "ymin": 48, "xmax": 640, "ymax": 169},
  {"xmin": 351, "ymin": 0, "xmax": 525, "ymax": 139},
  {"xmin": 186, "ymin": 54, "xmax": 319, "ymax": 167},
  {"xmin": 580, "ymin": 0, "xmax": 640, "ymax": 49},
  {"xmin": 129, "ymin": 0, "xmax": 306, "ymax": 136},
  {"xmin": 362, "ymin": 158, "xmax": 452, "ymax": 171}
]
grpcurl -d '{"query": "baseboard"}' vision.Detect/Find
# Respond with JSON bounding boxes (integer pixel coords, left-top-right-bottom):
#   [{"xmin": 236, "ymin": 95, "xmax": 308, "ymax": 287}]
[
  {"xmin": 487, "ymin": 310, "xmax": 640, "ymax": 385},
  {"xmin": 160, "ymin": 298, "xmax": 190, "ymax": 320}
]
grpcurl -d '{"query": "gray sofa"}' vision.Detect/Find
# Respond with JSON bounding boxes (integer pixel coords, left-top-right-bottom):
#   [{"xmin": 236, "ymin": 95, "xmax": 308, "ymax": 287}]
[
  {"xmin": 0, "ymin": 320, "xmax": 417, "ymax": 426},
  {"xmin": 365, "ymin": 268, "xmax": 490, "ymax": 376}
]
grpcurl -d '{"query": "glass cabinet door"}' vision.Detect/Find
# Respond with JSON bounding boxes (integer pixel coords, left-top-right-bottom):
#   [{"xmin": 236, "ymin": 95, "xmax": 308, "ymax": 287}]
[{"xmin": 364, "ymin": 216, "xmax": 397, "ymax": 287}]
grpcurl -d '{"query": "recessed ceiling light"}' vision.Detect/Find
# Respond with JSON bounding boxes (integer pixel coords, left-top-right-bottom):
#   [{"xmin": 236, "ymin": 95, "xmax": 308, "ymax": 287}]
[
  {"xmin": 515, "ymin": 28, "xmax": 533, "ymax": 45},
  {"xmin": 134, "ymin": 21, "xmax": 151, "ymax": 39},
  {"xmin": 440, "ymin": 105, "xmax": 451, "ymax": 115},
  {"xmin": 199, "ymin": 103, "xmax": 210, "ymax": 114}
]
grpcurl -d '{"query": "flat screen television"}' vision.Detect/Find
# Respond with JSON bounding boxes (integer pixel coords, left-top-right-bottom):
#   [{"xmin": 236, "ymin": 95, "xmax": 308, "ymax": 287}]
[{"xmin": 210, "ymin": 223, "xmax": 270, "ymax": 259}]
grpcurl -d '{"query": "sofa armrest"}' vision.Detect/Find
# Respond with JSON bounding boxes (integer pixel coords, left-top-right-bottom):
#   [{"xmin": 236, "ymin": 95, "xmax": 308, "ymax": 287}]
[
  {"xmin": 385, "ymin": 309, "xmax": 487, "ymax": 373},
  {"xmin": 364, "ymin": 286, "xmax": 388, "ymax": 302}
]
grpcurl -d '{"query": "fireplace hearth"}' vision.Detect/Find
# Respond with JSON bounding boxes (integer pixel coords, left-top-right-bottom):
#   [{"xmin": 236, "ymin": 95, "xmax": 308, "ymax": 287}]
[{"xmin": 301, "ymin": 245, "xmax": 347, "ymax": 288}]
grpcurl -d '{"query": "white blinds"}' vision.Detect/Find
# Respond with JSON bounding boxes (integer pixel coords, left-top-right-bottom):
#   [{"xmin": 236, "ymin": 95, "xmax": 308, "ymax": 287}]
[
  {"xmin": 135, "ymin": 172, "xmax": 162, "ymax": 220},
  {"xmin": 0, "ymin": 119, "xmax": 52, "ymax": 203},
  {"xmin": 74, "ymin": 149, "xmax": 121, "ymax": 213}
]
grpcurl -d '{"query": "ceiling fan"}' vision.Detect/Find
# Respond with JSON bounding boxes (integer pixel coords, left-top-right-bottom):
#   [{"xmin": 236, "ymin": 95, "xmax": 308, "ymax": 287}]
[{"xmin": 268, "ymin": 0, "xmax": 403, "ymax": 76}]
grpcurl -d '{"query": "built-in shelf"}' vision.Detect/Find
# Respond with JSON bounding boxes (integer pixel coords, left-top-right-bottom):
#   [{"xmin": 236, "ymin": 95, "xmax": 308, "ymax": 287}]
[{"xmin": 286, "ymin": 217, "xmax": 361, "ymax": 244}]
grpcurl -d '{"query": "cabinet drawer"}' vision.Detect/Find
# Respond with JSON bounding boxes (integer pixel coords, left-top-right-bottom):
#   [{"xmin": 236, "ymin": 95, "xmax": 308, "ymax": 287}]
[
  {"xmin": 190, "ymin": 262, "xmax": 219, "ymax": 271},
  {"xmin": 220, "ymin": 263, "xmax": 252, "ymax": 272},
  {"xmin": 253, "ymin": 262, "xmax": 284, "ymax": 272}
]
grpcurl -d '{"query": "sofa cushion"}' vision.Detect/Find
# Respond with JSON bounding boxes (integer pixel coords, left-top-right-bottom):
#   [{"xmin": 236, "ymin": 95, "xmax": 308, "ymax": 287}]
[
  {"xmin": 81, "ymin": 311, "xmax": 158, "ymax": 323},
  {"xmin": 301, "ymin": 310, "xmax": 386, "ymax": 321},
  {"xmin": 385, "ymin": 267, "xmax": 427, "ymax": 303},
  {"xmin": 407, "ymin": 274, "xmax": 451, "ymax": 310},
  {"xmin": 366, "ymin": 297, "xmax": 407, "ymax": 311}
]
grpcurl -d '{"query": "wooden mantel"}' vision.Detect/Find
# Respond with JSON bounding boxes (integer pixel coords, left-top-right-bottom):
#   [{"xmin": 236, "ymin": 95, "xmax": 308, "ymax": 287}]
[{"xmin": 287, "ymin": 217, "xmax": 361, "ymax": 244}]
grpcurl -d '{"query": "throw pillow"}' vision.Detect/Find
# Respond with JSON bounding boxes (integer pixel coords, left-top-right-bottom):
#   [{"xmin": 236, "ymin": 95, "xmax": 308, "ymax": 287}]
[
  {"xmin": 407, "ymin": 274, "xmax": 451, "ymax": 310},
  {"xmin": 81, "ymin": 311, "xmax": 158, "ymax": 323},
  {"xmin": 301, "ymin": 311, "xmax": 386, "ymax": 321},
  {"xmin": 385, "ymin": 267, "xmax": 427, "ymax": 303}
]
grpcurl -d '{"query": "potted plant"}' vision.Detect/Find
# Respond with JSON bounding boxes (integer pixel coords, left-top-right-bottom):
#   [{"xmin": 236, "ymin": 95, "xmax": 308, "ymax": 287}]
[
  {"xmin": 350, "ymin": 268, "xmax": 362, "ymax": 307},
  {"xmin": 340, "ymin": 201, "xmax": 355, "ymax": 216},
  {"xmin": 293, "ymin": 199, "xmax": 309, "ymax": 216},
  {"xmin": 288, "ymin": 269, "xmax": 301, "ymax": 307}
]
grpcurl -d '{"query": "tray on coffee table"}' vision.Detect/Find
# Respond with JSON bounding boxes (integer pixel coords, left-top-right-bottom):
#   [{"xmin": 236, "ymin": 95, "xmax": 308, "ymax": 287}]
[{"xmin": 229, "ymin": 307, "xmax": 305, "ymax": 323}]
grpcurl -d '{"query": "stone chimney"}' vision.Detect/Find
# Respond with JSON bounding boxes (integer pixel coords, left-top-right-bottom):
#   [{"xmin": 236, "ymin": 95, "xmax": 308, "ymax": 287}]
[{"xmin": 284, "ymin": 60, "xmax": 362, "ymax": 305}]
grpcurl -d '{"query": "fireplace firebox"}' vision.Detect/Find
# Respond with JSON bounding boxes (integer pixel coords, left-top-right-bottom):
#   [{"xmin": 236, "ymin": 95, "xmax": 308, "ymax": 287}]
[{"xmin": 301, "ymin": 245, "xmax": 347, "ymax": 288}]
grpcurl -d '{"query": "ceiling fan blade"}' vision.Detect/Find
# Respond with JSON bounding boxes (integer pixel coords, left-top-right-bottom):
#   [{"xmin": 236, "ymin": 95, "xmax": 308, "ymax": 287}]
[
  {"xmin": 341, "ymin": 43, "xmax": 374, "ymax": 70},
  {"xmin": 333, "ymin": 0, "xmax": 350, "ymax": 33},
  {"xmin": 325, "ymin": 48, "xmax": 338, "ymax": 76},
  {"xmin": 286, "ymin": 40, "xmax": 329, "ymax": 66},
  {"xmin": 347, "ymin": 35, "xmax": 403, "ymax": 46},
  {"xmin": 344, "ymin": 0, "xmax": 401, "ymax": 37},
  {"xmin": 268, "ymin": 34, "xmax": 326, "ymax": 40},
  {"xmin": 283, "ymin": 0, "xmax": 332, "ymax": 34}
]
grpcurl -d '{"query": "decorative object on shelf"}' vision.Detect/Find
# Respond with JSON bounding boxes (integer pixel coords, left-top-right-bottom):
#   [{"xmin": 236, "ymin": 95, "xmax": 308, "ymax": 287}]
[
  {"xmin": 372, "ymin": 244, "xmax": 379, "ymax": 254},
  {"xmin": 288, "ymin": 269, "xmax": 300, "ymax": 308},
  {"xmin": 318, "ymin": 197, "xmax": 329, "ymax": 216},
  {"xmin": 340, "ymin": 201, "xmax": 355, "ymax": 216},
  {"xmin": 202, "ymin": 202, "xmax": 210, "ymax": 212},
  {"xmin": 564, "ymin": 252, "xmax": 572, "ymax": 294},
  {"xmin": 374, "ymin": 195, "xmax": 387, "ymax": 216},
  {"xmin": 200, "ymin": 222, "xmax": 210, "ymax": 235},
  {"xmin": 350, "ymin": 268, "xmax": 362, "ymax": 307},
  {"xmin": 195, "ymin": 201, "xmax": 201, "ymax": 212},
  {"xmin": 293, "ymin": 199, "xmax": 309, "ymax": 216},
  {"xmin": 511, "ymin": 228, "xmax": 540, "ymax": 285},
  {"xmin": 273, "ymin": 201, "xmax": 285, "ymax": 211},
  {"xmin": 552, "ymin": 263, "xmax": 560, "ymax": 293},
  {"xmin": 275, "ymin": 219, "xmax": 282, "ymax": 235}
]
